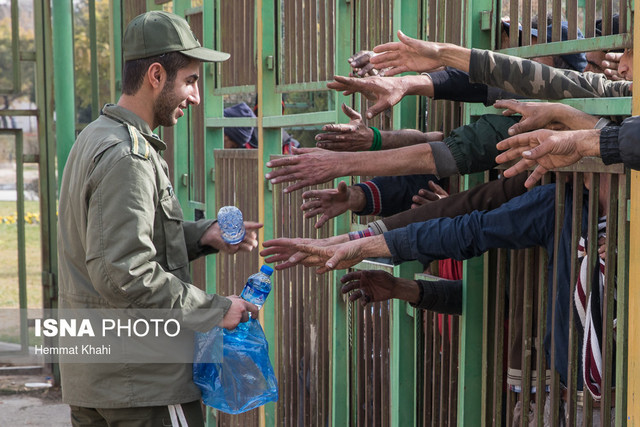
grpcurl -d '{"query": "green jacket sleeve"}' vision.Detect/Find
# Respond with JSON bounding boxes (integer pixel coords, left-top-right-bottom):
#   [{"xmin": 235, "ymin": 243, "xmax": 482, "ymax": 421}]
[
  {"xmin": 444, "ymin": 114, "xmax": 519, "ymax": 175},
  {"xmin": 469, "ymin": 49, "xmax": 632, "ymax": 99},
  {"xmin": 183, "ymin": 219, "xmax": 218, "ymax": 260},
  {"xmin": 85, "ymin": 154, "xmax": 231, "ymax": 331}
]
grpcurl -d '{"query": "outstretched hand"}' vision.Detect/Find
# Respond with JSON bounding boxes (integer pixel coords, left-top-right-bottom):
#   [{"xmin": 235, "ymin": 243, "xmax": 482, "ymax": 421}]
[
  {"xmin": 495, "ymin": 129, "xmax": 599, "ymax": 188},
  {"xmin": 327, "ymin": 75, "xmax": 409, "ymax": 119},
  {"xmin": 301, "ymin": 181, "xmax": 356, "ymax": 228},
  {"xmin": 369, "ymin": 30, "xmax": 444, "ymax": 76},
  {"xmin": 260, "ymin": 235, "xmax": 350, "ymax": 270},
  {"xmin": 348, "ymin": 50, "xmax": 379, "ymax": 77},
  {"xmin": 411, "ymin": 180, "xmax": 449, "ymax": 209},
  {"xmin": 340, "ymin": 270, "xmax": 420, "ymax": 306},
  {"xmin": 265, "ymin": 147, "xmax": 345, "ymax": 193},
  {"xmin": 292, "ymin": 234, "xmax": 391, "ymax": 274},
  {"xmin": 315, "ymin": 103, "xmax": 374, "ymax": 150},
  {"xmin": 493, "ymin": 99, "xmax": 598, "ymax": 136}
]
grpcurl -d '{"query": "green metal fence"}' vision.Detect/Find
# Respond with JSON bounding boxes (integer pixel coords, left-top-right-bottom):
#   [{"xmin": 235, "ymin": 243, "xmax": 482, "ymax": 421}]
[{"xmin": 41, "ymin": 0, "xmax": 634, "ymax": 425}]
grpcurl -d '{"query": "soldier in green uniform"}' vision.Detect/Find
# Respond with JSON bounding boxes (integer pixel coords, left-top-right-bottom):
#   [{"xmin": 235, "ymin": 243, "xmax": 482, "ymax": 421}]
[{"xmin": 57, "ymin": 11, "xmax": 261, "ymax": 426}]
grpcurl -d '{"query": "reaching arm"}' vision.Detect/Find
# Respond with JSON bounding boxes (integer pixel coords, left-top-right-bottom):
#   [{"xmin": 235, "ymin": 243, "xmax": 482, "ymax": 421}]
[
  {"xmin": 265, "ymin": 145, "xmax": 438, "ymax": 193},
  {"xmin": 469, "ymin": 49, "xmax": 631, "ymax": 99},
  {"xmin": 493, "ymin": 99, "xmax": 600, "ymax": 136},
  {"xmin": 290, "ymin": 184, "xmax": 556, "ymax": 271},
  {"xmin": 369, "ymin": 30, "xmax": 471, "ymax": 75},
  {"xmin": 315, "ymin": 103, "xmax": 440, "ymax": 151}
]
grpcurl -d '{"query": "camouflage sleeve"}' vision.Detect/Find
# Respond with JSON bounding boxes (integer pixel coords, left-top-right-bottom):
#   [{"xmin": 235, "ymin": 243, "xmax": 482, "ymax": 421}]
[{"xmin": 468, "ymin": 49, "xmax": 631, "ymax": 99}]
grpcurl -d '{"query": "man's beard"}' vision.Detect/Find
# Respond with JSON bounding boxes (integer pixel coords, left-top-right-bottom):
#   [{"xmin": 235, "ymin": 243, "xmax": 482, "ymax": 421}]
[{"xmin": 153, "ymin": 79, "xmax": 182, "ymax": 128}]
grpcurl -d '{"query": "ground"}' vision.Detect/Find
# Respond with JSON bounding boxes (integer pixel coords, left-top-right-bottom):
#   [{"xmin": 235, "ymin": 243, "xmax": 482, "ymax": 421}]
[{"xmin": 0, "ymin": 375, "xmax": 70, "ymax": 426}]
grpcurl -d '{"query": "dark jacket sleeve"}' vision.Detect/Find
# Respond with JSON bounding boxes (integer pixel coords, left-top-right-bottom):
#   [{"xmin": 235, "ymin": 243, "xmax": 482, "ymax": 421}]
[
  {"xmin": 383, "ymin": 183, "xmax": 556, "ymax": 265},
  {"xmin": 374, "ymin": 171, "xmax": 528, "ymax": 232},
  {"xmin": 430, "ymin": 68, "xmax": 522, "ymax": 106},
  {"xmin": 616, "ymin": 116, "xmax": 640, "ymax": 170},
  {"xmin": 444, "ymin": 114, "xmax": 520, "ymax": 175},
  {"xmin": 354, "ymin": 174, "xmax": 440, "ymax": 217},
  {"xmin": 413, "ymin": 279, "xmax": 462, "ymax": 314}
]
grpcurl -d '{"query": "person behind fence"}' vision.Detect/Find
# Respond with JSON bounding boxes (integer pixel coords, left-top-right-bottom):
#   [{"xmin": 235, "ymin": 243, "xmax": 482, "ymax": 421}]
[
  {"xmin": 264, "ymin": 171, "xmax": 616, "ymax": 424},
  {"xmin": 222, "ymin": 101, "xmax": 301, "ymax": 153},
  {"xmin": 57, "ymin": 11, "xmax": 262, "ymax": 427}
]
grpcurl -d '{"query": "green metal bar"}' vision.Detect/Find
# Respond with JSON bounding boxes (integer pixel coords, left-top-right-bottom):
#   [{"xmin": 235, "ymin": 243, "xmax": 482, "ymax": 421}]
[
  {"xmin": 331, "ymin": 0, "xmax": 353, "ymax": 425},
  {"xmin": 6, "ymin": 0, "xmax": 21, "ymax": 94},
  {"xmin": 387, "ymin": 2, "xmax": 420, "ymax": 424},
  {"xmin": 257, "ymin": 0, "xmax": 280, "ymax": 424},
  {"xmin": 0, "ymin": 110, "xmax": 40, "ymax": 116},
  {"xmin": 110, "ymin": 0, "xmax": 122, "ymax": 98},
  {"xmin": 202, "ymin": 1, "xmax": 222, "ymax": 424},
  {"xmin": 205, "ymin": 117, "xmax": 258, "ymax": 128},
  {"xmin": 89, "ymin": 0, "xmax": 100, "ymax": 120},
  {"xmin": 51, "ymin": 0, "xmax": 76, "ymax": 185},
  {"xmin": 457, "ymin": 0, "xmax": 492, "ymax": 422},
  {"xmin": 499, "ymin": 34, "xmax": 631, "ymax": 58},
  {"xmin": 15, "ymin": 131, "xmax": 28, "ymax": 352},
  {"xmin": 171, "ymin": 1, "xmax": 192, "ymax": 211},
  {"xmin": 35, "ymin": 0, "xmax": 59, "ymax": 383},
  {"xmin": 615, "ymin": 174, "xmax": 629, "ymax": 423},
  {"xmin": 276, "ymin": 81, "xmax": 333, "ymax": 92},
  {"xmin": 468, "ymin": 97, "xmax": 633, "ymax": 117},
  {"xmin": 263, "ymin": 111, "xmax": 336, "ymax": 127},
  {"xmin": 212, "ymin": 84, "xmax": 257, "ymax": 95}
]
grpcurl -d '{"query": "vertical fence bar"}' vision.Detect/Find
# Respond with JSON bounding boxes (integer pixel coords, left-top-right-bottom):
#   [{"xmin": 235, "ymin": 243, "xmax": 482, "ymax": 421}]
[
  {"xmin": 331, "ymin": 0, "xmax": 353, "ymax": 425},
  {"xmin": 627, "ymin": 0, "xmax": 640, "ymax": 418},
  {"xmin": 51, "ymin": 0, "xmax": 76, "ymax": 184}
]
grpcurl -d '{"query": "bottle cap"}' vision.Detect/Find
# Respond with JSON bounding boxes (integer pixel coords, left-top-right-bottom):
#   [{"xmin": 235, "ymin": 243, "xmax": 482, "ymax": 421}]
[{"xmin": 260, "ymin": 265, "xmax": 274, "ymax": 276}]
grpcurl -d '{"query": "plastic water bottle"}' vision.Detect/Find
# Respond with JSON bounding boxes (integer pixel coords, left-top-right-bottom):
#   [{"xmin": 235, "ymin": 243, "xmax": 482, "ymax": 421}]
[
  {"xmin": 241, "ymin": 265, "xmax": 274, "ymax": 310},
  {"xmin": 217, "ymin": 206, "xmax": 246, "ymax": 244}
]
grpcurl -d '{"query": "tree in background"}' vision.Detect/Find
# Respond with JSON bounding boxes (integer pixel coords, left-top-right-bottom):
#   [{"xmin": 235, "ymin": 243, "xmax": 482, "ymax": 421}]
[{"xmin": 73, "ymin": 0, "xmax": 111, "ymax": 124}]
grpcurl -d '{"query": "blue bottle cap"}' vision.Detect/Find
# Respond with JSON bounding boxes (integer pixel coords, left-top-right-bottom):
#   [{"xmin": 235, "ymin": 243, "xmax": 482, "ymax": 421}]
[{"xmin": 260, "ymin": 265, "xmax": 274, "ymax": 276}]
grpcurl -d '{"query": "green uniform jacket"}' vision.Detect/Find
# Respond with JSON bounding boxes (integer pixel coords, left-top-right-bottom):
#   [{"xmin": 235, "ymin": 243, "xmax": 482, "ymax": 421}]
[
  {"xmin": 469, "ymin": 48, "xmax": 632, "ymax": 99},
  {"xmin": 57, "ymin": 104, "xmax": 232, "ymax": 408}
]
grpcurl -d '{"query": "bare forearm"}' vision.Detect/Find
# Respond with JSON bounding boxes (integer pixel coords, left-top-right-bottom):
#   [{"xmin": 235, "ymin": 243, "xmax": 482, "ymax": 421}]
[
  {"xmin": 343, "ymin": 144, "xmax": 437, "ymax": 176},
  {"xmin": 556, "ymin": 104, "xmax": 600, "ymax": 130},
  {"xmin": 380, "ymin": 129, "xmax": 430, "ymax": 149},
  {"xmin": 438, "ymin": 43, "xmax": 471, "ymax": 73},
  {"xmin": 577, "ymin": 129, "xmax": 601, "ymax": 157},
  {"xmin": 361, "ymin": 234, "xmax": 393, "ymax": 258}
]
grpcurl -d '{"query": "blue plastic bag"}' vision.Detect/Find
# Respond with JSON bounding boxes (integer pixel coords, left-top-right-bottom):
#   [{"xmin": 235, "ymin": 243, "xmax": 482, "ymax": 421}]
[{"xmin": 193, "ymin": 318, "xmax": 278, "ymax": 414}]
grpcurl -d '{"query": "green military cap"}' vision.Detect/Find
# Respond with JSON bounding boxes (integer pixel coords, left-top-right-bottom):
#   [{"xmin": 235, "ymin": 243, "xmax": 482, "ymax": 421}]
[{"xmin": 123, "ymin": 11, "xmax": 230, "ymax": 62}]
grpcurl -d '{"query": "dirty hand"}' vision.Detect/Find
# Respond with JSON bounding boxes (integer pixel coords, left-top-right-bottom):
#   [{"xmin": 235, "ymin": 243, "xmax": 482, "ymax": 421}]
[
  {"xmin": 315, "ymin": 103, "xmax": 374, "ymax": 151},
  {"xmin": 301, "ymin": 181, "xmax": 359, "ymax": 229},
  {"xmin": 411, "ymin": 180, "xmax": 449, "ymax": 209},
  {"xmin": 495, "ymin": 129, "xmax": 599, "ymax": 188},
  {"xmin": 348, "ymin": 50, "xmax": 379, "ymax": 77},
  {"xmin": 327, "ymin": 75, "xmax": 410, "ymax": 119},
  {"xmin": 341, "ymin": 270, "xmax": 420, "ymax": 306},
  {"xmin": 260, "ymin": 235, "xmax": 350, "ymax": 270},
  {"xmin": 265, "ymin": 147, "xmax": 346, "ymax": 193},
  {"xmin": 370, "ymin": 30, "xmax": 444, "ymax": 77}
]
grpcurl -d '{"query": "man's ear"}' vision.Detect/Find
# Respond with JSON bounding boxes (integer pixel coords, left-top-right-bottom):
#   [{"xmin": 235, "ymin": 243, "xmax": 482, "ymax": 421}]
[{"xmin": 147, "ymin": 62, "xmax": 166, "ymax": 89}]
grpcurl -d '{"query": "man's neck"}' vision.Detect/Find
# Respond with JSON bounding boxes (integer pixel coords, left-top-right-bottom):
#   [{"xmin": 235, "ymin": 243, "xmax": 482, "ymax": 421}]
[{"xmin": 117, "ymin": 94, "xmax": 155, "ymax": 129}]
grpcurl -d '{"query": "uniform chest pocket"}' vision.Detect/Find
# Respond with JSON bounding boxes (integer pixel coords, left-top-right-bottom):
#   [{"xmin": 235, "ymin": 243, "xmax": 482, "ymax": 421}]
[{"xmin": 159, "ymin": 196, "xmax": 189, "ymax": 271}]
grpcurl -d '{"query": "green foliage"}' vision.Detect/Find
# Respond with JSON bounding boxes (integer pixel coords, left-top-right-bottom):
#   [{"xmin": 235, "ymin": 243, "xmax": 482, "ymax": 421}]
[
  {"xmin": 73, "ymin": 0, "xmax": 112, "ymax": 123},
  {"xmin": 0, "ymin": 14, "xmax": 35, "ymax": 103}
]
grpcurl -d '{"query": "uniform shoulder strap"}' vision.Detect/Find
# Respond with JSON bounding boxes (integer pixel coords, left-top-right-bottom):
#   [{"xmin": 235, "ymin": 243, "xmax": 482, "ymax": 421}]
[{"xmin": 125, "ymin": 122, "xmax": 151, "ymax": 160}]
